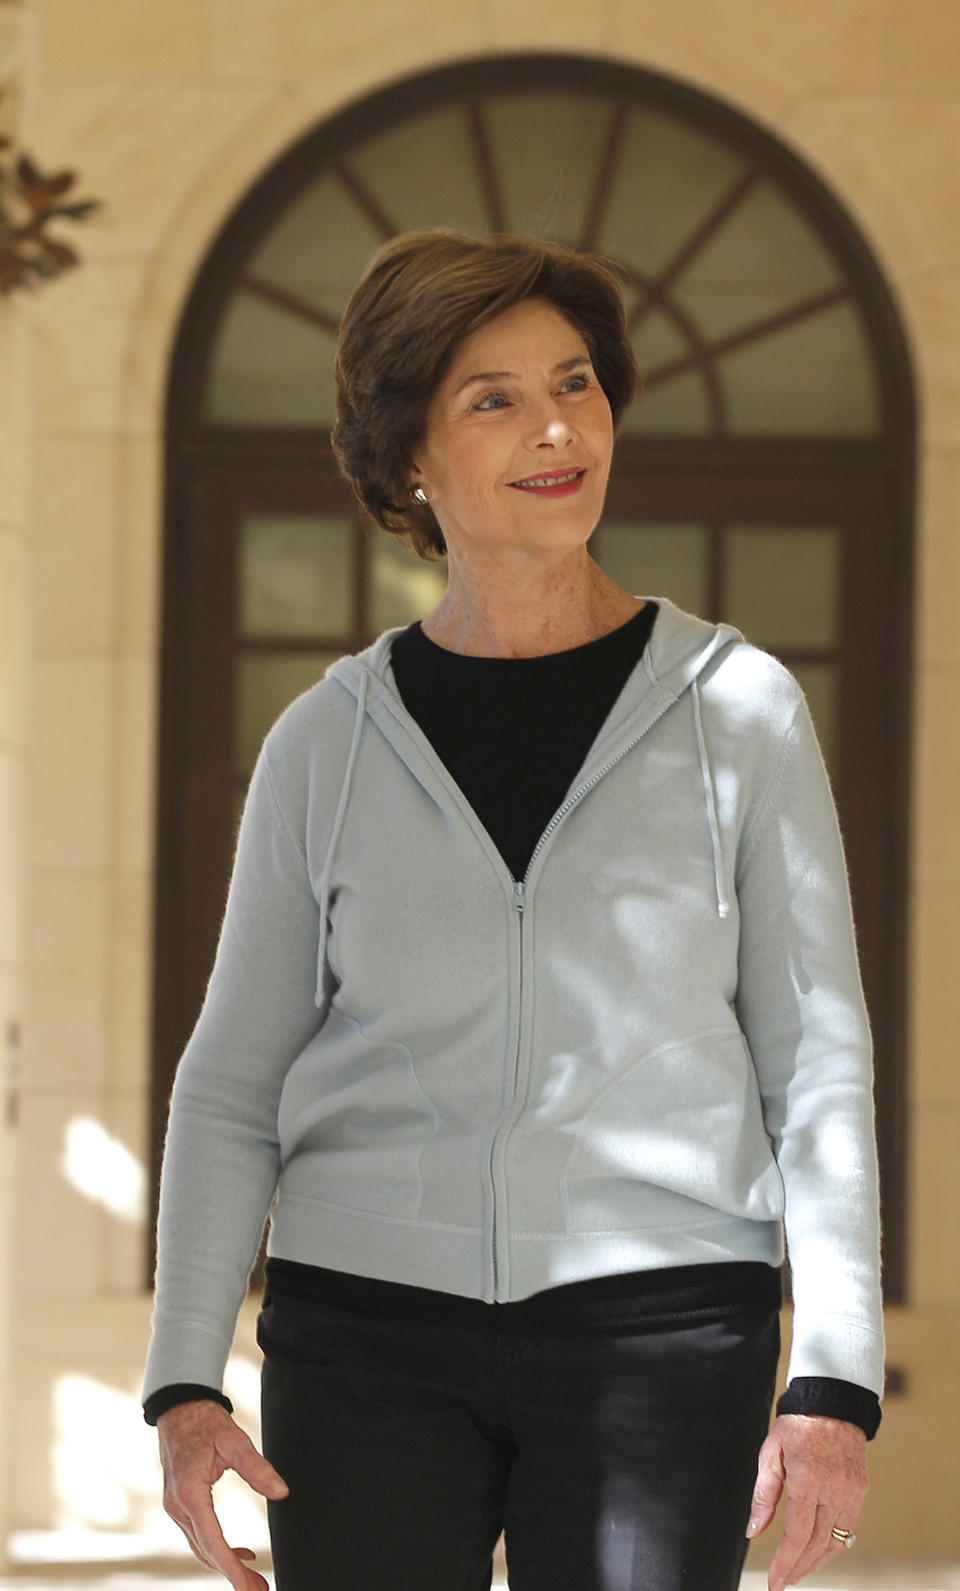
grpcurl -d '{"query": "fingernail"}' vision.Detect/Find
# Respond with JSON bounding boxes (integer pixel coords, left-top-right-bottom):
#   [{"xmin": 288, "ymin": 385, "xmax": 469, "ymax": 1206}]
[{"xmin": 747, "ymin": 1518, "xmax": 759, "ymax": 1536}]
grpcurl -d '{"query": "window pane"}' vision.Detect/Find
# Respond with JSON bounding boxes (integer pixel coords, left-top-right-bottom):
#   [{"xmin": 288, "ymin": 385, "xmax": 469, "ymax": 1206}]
[
  {"xmin": 719, "ymin": 299, "xmax": 879, "ymax": 434},
  {"xmin": 621, "ymin": 368, "xmax": 712, "ymax": 433},
  {"xmin": 596, "ymin": 105, "xmax": 747, "ymax": 276},
  {"xmin": 350, "ymin": 106, "xmax": 490, "ymax": 237},
  {"xmin": 202, "ymin": 88, "xmax": 883, "ymax": 440},
  {"xmin": 368, "ymin": 530, "xmax": 448, "ymax": 631},
  {"xmin": 593, "ymin": 523, "xmax": 709, "ymax": 615},
  {"xmin": 483, "ymin": 92, "xmax": 613, "ymax": 240},
  {"xmin": 791, "ymin": 663, "xmax": 838, "ymax": 781},
  {"xmin": 246, "ymin": 171, "xmax": 385, "ymax": 322},
  {"xmin": 239, "ymin": 513, "xmax": 354, "ymax": 639},
  {"xmin": 235, "ymin": 651, "xmax": 344, "ymax": 777},
  {"xmin": 206, "ymin": 291, "xmax": 337, "ymax": 425},
  {"xmin": 622, "ymin": 303, "xmax": 701, "ymax": 432},
  {"xmin": 672, "ymin": 177, "xmax": 844, "ymax": 343},
  {"xmin": 726, "ymin": 525, "xmax": 841, "ymax": 649}
]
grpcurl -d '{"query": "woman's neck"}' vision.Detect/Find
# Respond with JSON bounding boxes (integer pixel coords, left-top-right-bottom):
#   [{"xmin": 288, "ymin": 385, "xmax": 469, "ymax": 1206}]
[{"xmin": 419, "ymin": 554, "xmax": 644, "ymax": 659}]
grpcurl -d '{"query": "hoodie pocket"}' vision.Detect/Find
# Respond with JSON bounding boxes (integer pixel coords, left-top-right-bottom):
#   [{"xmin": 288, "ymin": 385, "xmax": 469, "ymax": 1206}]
[{"xmin": 562, "ymin": 1027, "xmax": 785, "ymax": 1233}]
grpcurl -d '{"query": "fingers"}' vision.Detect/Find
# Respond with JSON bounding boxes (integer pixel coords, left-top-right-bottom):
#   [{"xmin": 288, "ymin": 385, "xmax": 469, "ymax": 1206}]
[
  {"xmin": 762, "ymin": 1414, "xmax": 868, "ymax": 1591},
  {"xmin": 157, "ymin": 1402, "xmax": 288, "ymax": 1590},
  {"xmin": 769, "ymin": 1500, "xmax": 862, "ymax": 1591},
  {"xmin": 168, "ymin": 1483, "xmax": 268, "ymax": 1591},
  {"xmin": 214, "ymin": 1419, "xmax": 289, "ymax": 1501},
  {"xmin": 745, "ymin": 1430, "xmax": 786, "ymax": 1539},
  {"xmin": 767, "ymin": 1496, "xmax": 829, "ymax": 1591}
]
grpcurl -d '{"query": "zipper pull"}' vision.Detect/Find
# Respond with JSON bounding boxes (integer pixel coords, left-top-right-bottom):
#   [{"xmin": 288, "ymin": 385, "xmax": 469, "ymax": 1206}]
[{"xmin": 513, "ymin": 880, "xmax": 525, "ymax": 912}]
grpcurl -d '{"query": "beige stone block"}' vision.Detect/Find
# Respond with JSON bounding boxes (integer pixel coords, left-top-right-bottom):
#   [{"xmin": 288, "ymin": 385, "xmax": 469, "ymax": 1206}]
[
  {"xmin": 98, "ymin": 1088, "xmax": 150, "ymax": 1293},
  {"xmin": 105, "ymin": 871, "xmax": 154, "ymax": 1097},
  {"xmin": 31, "ymin": 79, "xmax": 282, "ymax": 262},
  {"xmin": 0, "ymin": 748, "xmax": 25, "ymax": 967},
  {"xmin": 33, "ymin": 433, "xmax": 118, "ymax": 656},
  {"xmin": 610, "ymin": 0, "xmax": 888, "ymax": 116},
  {"xmin": 25, "ymin": 658, "xmax": 112, "ymax": 869},
  {"xmin": 40, "ymin": 0, "xmax": 212, "ymax": 78},
  {"xmin": 14, "ymin": 1089, "xmax": 103, "ymax": 1298},
  {"xmin": 840, "ymin": 1361, "xmax": 960, "ymax": 1555},
  {"xmin": 908, "ymin": 1103, "xmax": 960, "ymax": 1309},
  {"xmin": 0, "ymin": 297, "xmax": 30, "ymax": 525},
  {"xmin": 9, "ymin": 1358, "xmax": 54, "ymax": 1536},
  {"xmin": 890, "ymin": 0, "xmax": 960, "ymax": 97},
  {"xmin": 114, "ymin": 657, "xmax": 157, "ymax": 872},
  {"xmin": 10, "ymin": 1347, "xmax": 166, "ymax": 1536},
  {"xmin": 122, "ymin": 256, "xmax": 197, "ymax": 435},
  {"xmin": 915, "ymin": 448, "xmax": 960, "ymax": 669},
  {"xmin": 23, "ymin": 871, "xmax": 108, "ymax": 1093},
  {"xmin": 32, "ymin": 256, "xmax": 147, "ymax": 432},
  {"xmin": 117, "ymin": 435, "xmax": 162, "ymax": 655},
  {"xmin": 783, "ymin": 99, "xmax": 960, "ymax": 281},
  {"xmin": 0, "ymin": 6, "xmax": 28, "ymax": 84},
  {"xmin": 906, "ymin": 882, "xmax": 960, "ymax": 1107},
  {"xmin": 911, "ymin": 662, "xmax": 960, "ymax": 884},
  {"xmin": 904, "ymin": 271, "xmax": 960, "ymax": 451},
  {"xmin": 489, "ymin": 0, "xmax": 614, "ymax": 49},
  {"xmin": 140, "ymin": 87, "xmax": 328, "ymax": 273},
  {"xmin": 0, "ymin": 527, "xmax": 28, "ymax": 748},
  {"xmin": 210, "ymin": 0, "xmax": 490, "ymax": 80}
]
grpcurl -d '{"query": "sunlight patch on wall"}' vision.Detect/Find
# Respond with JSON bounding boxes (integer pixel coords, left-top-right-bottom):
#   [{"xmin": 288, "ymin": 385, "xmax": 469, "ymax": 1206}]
[
  {"xmin": 51, "ymin": 1361, "xmax": 271, "ymax": 1549},
  {"xmin": 60, "ymin": 1117, "xmax": 146, "ymax": 1224}
]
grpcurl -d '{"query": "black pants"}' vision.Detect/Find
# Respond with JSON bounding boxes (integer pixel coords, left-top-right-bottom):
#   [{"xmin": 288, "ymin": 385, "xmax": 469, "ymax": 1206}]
[{"xmin": 258, "ymin": 1267, "xmax": 781, "ymax": 1591}]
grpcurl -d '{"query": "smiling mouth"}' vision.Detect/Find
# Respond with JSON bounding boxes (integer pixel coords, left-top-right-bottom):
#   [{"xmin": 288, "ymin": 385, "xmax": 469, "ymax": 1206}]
[{"xmin": 510, "ymin": 468, "xmax": 586, "ymax": 490}]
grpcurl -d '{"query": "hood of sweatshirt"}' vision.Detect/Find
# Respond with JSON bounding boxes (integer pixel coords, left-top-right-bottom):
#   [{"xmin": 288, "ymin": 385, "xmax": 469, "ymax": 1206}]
[{"xmin": 315, "ymin": 595, "xmax": 745, "ymax": 992}]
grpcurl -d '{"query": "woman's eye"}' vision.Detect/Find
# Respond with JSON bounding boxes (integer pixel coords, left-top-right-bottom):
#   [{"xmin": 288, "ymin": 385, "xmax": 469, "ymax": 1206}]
[
  {"xmin": 474, "ymin": 391, "xmax": 508, "ymax": 411},
  {"xmin": 562, "ymin": 374, "xmax": 591, "ymax": 392}
]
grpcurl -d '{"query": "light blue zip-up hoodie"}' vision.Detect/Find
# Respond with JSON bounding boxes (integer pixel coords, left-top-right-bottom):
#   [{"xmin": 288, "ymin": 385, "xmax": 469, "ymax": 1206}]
[{"xmin": 143, "ymin": 594, "xmax": 885, "ymax": 1404}]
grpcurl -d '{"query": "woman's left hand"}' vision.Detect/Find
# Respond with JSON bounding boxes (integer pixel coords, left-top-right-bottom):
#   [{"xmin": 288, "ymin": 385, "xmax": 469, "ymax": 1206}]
[{"xmin": 746, "ymin": 1413, "xmax": 869, "ymax": 1591}]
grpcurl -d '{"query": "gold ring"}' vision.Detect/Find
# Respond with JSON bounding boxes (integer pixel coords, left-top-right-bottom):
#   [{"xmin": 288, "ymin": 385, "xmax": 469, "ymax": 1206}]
[{"xmin": 831, "ymin": 1527, "xmax": 856, "ymax": 1549}]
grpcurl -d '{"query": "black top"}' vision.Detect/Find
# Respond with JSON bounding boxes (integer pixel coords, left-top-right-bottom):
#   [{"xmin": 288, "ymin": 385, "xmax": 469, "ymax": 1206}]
[
  {"xmin": 144, "ymin": 601, "xmax": 880, "ymax": 1440},
  {"xmin": 390, "ymin": 602, "xmax": 658, "ymax": 882}
]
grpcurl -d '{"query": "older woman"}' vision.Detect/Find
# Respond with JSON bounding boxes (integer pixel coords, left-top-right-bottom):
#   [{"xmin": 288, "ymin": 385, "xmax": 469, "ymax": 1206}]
[{"xmin": 143, "ymin": 229, "xmax": 884, "ymax": 1591}]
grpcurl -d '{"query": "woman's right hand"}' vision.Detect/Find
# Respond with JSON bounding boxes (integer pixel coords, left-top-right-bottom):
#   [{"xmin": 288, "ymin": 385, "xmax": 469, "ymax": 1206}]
[{"xmin": 157, "ymin": 1399, "xmax": 289, "ymax": 1591}]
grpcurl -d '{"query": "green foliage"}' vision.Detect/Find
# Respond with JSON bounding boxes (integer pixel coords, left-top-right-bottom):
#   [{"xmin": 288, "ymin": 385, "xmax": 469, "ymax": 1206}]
[{"xmin": 0, "ymin": 124, "xmax": 105, "ymax": 294}]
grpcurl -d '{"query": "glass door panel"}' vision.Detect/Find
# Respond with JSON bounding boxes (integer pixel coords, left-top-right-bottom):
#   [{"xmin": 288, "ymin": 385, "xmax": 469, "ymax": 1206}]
[
  {"xmin": 234, "ymin": 507, "xmax": 360, "ymax": 787},
  {"xmin": 234, "ymin": 651, "xmax": 346, "ymax": 780},
  {"xmin": 725, "ymin": 525, "xmax": 841, "ymax": 649},
  {"xmin": 592, "ymin": 521, "xmax": 709, "ymax": 615},
  {"xmin": 239, "ymin": 512, "xmax": 354, "ymax": 639},
  {"xmin": 789, "ymin": 662, "xmax": 838, "ymax": 778},
  {"xmin": 368, "ymin": 531, "xmax": 448, "ymax": 631}
]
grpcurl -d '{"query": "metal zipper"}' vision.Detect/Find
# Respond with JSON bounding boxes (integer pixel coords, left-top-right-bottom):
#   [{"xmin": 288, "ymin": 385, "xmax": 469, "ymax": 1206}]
[
  {"xmin": 488, "ymin": 694, "xmax": 675, "ymax": 1298},
  {"xmin": 491, "ymin": 876, "xmax": 527, "ymax": 1294}
]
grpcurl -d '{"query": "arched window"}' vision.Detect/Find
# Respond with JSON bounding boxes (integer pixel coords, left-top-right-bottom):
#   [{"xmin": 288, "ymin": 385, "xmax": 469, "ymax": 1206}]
[{"xmin": 153, "ymin": 54, "xmax": 915, "ymax": 1297}]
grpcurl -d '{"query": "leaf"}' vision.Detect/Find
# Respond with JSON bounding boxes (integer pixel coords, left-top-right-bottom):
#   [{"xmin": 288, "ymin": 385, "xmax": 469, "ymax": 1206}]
[
  {"xmin": 14, "ymin": 153, "xmax": 78, "ymax": 210},
  {"xmin": 42, "ymin": 238, "xmax": 79, "ymax": 269},
  {"xmin": 15, "ymin": 152, "xmax": 45, "ymax": 190},
  {"xmin": 45, "ymin": 198, "xmax": 103, "ymax": 220},
  {"xmin": 45, "ymin": 169, "xmax": 77, "ymax": 199}
]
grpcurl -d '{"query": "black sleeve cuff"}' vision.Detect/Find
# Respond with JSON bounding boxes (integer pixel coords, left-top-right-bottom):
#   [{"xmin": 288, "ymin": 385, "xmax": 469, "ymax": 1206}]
[
  {"xmin": 776, "ymin": 1376, "xmax": 882, "ymax": 1440},
  {"xmin": 143, "ymin": 1383, "xmax": 234, "ymax": 1427}
]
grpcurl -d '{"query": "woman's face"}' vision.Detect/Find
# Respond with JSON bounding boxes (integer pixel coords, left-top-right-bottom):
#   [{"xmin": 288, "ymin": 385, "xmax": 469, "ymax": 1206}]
[{"xmin": 410, "ymin": 297, "xmax": 615, "ymax": 563}]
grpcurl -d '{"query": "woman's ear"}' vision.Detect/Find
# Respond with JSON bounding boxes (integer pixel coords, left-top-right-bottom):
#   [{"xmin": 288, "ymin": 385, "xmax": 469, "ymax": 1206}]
[{"xmin": 409, "ymin": 467, "xmax": 430, "ymax": 504}]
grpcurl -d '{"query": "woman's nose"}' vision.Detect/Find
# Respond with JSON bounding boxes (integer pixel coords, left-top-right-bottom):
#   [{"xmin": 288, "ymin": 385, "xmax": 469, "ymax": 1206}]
[{"xmin": 525, "ymin": 403, "xmax": 576, "ymax": 446}]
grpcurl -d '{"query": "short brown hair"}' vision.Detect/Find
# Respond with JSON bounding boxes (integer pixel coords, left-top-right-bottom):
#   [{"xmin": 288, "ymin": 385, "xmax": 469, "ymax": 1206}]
[{"xmin": 331, "ymin": 229, "xmax": 643, "ymax": 561}]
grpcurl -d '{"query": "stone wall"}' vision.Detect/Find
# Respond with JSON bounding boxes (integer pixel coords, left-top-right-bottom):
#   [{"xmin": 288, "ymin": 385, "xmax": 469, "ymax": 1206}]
[{"xmin": 3, "ymin": 0, "xmax": 959, "ymax": 1565}]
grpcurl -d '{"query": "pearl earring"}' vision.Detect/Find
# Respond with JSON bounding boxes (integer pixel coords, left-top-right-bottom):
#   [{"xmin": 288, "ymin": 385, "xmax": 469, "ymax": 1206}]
[{"xmin": 412, "ymin": 485, "xmax": 428, "ymax": 504}]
